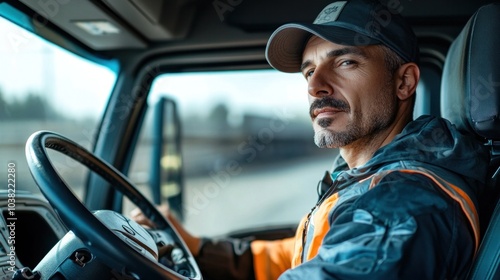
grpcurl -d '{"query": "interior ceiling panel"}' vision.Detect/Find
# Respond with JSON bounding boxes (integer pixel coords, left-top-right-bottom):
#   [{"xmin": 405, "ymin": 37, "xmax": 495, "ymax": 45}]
[
  {"xmin": 15, "ymin": 0, "xmax": 498, "ymax": 52},
  {"xmin": 224, "ymin": 0, "xmax": 496, "ymax": 32},
  {"xmin": 18, "ymin": 0, "xmax": 147, "ymax": 50},
  {"xmin": 101, "ymin": 0, "xmax": 197, "ymax": 41}
]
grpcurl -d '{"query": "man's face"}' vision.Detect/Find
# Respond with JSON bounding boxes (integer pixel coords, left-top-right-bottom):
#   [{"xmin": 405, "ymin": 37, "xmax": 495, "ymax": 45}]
[{"xmin": 301, "ymin": 36, "xmax": 399, "ymax": 148}]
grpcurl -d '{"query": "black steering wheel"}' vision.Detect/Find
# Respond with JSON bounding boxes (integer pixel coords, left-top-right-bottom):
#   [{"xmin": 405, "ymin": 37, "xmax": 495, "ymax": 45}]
[{"xmin": 25, "ymin": 130, "xmax": 202, "ymax": 279}]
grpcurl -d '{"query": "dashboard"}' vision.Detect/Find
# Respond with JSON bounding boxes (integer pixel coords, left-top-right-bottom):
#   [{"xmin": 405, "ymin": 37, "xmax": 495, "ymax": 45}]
[{"xmin": 0, "ymin": 191, "xmax": 67, "ymax": 279}]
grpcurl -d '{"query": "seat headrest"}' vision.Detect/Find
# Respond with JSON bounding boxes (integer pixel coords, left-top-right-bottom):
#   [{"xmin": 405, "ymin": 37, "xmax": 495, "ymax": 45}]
[{"xmin": 441, "ymin": 3, "xmax": 500, "ymax": 140}]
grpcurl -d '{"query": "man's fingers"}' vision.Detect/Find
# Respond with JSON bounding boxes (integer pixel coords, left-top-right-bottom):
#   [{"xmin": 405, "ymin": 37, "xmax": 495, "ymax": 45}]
[
  {"xmin": 130, "ymin": 203, "xmax": 171, "ymax": 228},
  {"xmin": 130, "ymin": 207, "xmax": 154, "ymax": 227},
  {"xmin": 157, "ymin": 204, "xmax": 170, "ymax": 217},
  {"xmin": 130, "ymin": 207, "xmax": 143, "ymax": 219}
]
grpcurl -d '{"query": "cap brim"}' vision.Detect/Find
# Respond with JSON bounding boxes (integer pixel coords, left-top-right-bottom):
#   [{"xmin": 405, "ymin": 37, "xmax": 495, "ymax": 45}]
[{"xmin": 266, "ymin": 23, "xmax": 380, "ymax": 73}]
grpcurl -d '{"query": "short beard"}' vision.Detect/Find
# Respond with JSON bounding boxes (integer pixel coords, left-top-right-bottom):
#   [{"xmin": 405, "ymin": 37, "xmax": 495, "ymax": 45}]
[
  {"xmin": 312, "ymin": 83, "xmax": 397, "ymax": 149},
  {"xmin": 310, "ymin": 97, "xmax": 352, "ymax": 148},
  {"xmin": 314, "ymin": 116, "xmax": 363, "ymax": 148}
]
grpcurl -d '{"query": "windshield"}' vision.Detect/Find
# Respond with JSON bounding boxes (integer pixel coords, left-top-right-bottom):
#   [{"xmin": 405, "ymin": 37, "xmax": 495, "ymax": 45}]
[
  {"xmin": 128, "ymin": 70, "xmax": 338, "ymax": 236},
  {"xmin": 0, "ymin": 16, "xmax": 117, "ymax": 199}
]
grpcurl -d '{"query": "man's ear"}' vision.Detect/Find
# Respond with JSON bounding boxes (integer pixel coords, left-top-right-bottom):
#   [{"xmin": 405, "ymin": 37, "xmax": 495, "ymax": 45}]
[{"xmin": 396, "ymin": 63, "xmax": 420, "ymax": 101}]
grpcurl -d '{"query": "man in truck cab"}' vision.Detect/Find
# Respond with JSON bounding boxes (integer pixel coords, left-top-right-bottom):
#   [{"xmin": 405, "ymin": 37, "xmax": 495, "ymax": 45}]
[{"xmin": 133, "ymin": 0, "xmax": 488, "ymax": 279}]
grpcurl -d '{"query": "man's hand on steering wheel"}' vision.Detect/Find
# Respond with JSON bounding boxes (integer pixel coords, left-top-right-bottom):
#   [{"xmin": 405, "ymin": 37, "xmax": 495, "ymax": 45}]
[{"xmin": 131, "ymin": 204, "xmax": 202, "ymax": 257}]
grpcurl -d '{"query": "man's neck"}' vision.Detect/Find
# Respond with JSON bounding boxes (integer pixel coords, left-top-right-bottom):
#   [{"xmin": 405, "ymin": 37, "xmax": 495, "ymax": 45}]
[{"xmin": 340, "ymin": 114, "xmax": 412, "ymax": 169}]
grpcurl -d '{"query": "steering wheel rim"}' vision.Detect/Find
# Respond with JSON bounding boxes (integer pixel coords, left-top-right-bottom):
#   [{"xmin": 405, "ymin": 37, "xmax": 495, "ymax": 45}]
[{"xmin": 25, "ymin": 130, "xmax": 202, "ymax": 280}]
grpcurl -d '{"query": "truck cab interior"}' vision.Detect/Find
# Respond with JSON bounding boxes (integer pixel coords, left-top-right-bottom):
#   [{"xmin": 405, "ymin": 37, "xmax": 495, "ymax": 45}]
[{"xmin": 0, "ymin": 0, "xmax": 499, "ymax": 279}]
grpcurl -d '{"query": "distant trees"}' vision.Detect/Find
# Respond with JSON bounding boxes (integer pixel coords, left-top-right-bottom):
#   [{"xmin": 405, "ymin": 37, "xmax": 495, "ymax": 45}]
[
  {"xmin": 0, "ymin": 90, "xmax": 61, "ymax": 120},
  {"xmin": 209, "ymin": 103, "xmax": 229, "ymax": 124}
]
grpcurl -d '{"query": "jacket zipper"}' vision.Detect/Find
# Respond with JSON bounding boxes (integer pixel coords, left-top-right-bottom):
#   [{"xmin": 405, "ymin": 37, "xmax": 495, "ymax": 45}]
[{"xmin": 300, "ymin": 174, "xmax": 343, "ymax": 262}]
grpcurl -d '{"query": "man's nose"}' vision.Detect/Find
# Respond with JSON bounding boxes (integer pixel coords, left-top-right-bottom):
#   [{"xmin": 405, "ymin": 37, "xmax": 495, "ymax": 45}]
[{"xmin": 307, "ymin": 68, "xmax": 333, "ymax": 98}]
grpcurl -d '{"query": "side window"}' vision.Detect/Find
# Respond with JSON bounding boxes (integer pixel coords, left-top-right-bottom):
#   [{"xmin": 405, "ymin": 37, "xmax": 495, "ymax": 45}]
[
  {"xmin": 128, "ymin": 70, "xmax": 337, "ymax": 237},
  {"xmin": 0, "ymin": 17, "xmax": 116, "ymax": 200}
]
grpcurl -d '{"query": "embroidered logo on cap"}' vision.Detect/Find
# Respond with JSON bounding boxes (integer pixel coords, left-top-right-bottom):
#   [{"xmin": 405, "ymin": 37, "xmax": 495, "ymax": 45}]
[{"xmin": 313, "ymin": 1, "xmax": 348, "ymax": 24}]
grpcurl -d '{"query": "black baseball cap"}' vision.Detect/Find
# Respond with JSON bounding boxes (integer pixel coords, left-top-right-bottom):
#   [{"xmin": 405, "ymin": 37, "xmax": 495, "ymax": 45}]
[{"xmin": 266, "ymin": 0, "xmax": 419, "ymax": 73}]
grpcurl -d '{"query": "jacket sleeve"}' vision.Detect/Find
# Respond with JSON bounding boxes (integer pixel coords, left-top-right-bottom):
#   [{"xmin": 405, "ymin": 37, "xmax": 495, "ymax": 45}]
[
  {"xmin": 251, "ymin": 237, "xmax": 295, "ymax": 280},
  {"xmin": 279, "ymin": 172, "xmax": 476, "ymax": 280},
  {"xmin": 195, "ymin": 236, "xmax": 296, "ymax": 280},
  {"xmin": 195, "ymin": 237, "xmax": 255, "ymax": 280}
]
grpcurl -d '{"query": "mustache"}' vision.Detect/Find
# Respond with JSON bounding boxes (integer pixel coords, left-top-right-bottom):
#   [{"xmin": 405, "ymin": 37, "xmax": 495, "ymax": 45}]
[{"xmin": 309, "ymin": 97, "xmax": 350, "ymax": 118}]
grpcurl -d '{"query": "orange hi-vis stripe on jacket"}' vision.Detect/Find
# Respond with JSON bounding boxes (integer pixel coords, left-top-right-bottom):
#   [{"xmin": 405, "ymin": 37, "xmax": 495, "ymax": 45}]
[
  {"xmin": 372, "ymin": 168, "xmax": 480, "ymax": 252},
  {"xmin": 250, "ymin": 168, "xmax": 480, "ymax": 280}
]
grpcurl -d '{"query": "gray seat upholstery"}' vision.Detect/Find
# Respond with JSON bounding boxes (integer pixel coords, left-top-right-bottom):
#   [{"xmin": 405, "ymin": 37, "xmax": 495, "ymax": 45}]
[{"xmin": 440, "ymin": 3, "xmax": 500, "ymax": 280}]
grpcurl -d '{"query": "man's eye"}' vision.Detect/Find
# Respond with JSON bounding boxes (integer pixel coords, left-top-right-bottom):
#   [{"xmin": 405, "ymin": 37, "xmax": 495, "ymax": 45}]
[
  {"xmin": 340, "ymin": 60, "xmax": 356, "ymax": 66},
  {"xmin": 304, "ymin": 69, "xmax": 314, "ymax": 79}
]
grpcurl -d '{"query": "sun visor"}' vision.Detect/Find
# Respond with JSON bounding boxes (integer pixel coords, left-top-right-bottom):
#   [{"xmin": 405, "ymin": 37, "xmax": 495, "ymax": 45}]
[
  {"xmin": 102, "ymin": 0, "xmax": 196, "ymax": 41},
  {"xmin": 19, "ymin": 0, "xmax": 147, "ymax": 50}
]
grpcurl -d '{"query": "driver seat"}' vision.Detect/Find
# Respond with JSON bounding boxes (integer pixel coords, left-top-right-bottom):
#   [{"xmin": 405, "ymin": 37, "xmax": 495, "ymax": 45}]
[{"xmin": 440, "ymin": 2, "xmax": 500, "ymax": 279}]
